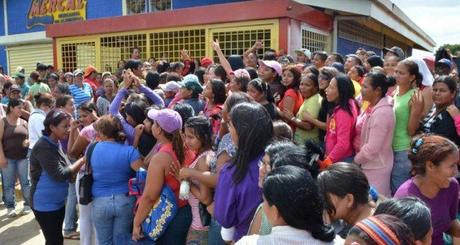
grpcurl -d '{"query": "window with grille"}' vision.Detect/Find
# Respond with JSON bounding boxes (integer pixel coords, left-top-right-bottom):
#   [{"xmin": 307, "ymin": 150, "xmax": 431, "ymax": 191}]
[
  {"xmin": 100, "ymin": 34, "xmax": 147, "ymax": 73},
  {"xmin": 301, "ymin": 29, "xmax": 328, "ymax": 52},
  {"xmin": 338, "ymin": 20, "xmax": 382, "ymax": 49},
  {"xmin": 126, "ymin": 0, "xmax": 172, "ymax": 15},
  {"xmin": 211, "ymin": 29, "xmax": 272, "ymax": 61},
  {"xmin": 150, "ymin": 29, "xmax": 206, "ymax": 61},
  {"xmin": 61, "ymin": 42, "xmax": 96, "ymax": 72}
]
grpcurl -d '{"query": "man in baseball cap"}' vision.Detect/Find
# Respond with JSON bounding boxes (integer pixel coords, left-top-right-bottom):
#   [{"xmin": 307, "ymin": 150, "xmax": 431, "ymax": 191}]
[
  {"xmin": 435, "ymin": 58, "xmax": 453, "ymax": 76},
  {"xmin": 258, "ymin": 60, "xmax": 283, "ymax": 98},
  {"xmin": 383, "ymin": 46, "xmax": 405, "ymax": 60},
  {"xmin": 294, "ymin": 48, "xmax": 312, "ymax": 65}
]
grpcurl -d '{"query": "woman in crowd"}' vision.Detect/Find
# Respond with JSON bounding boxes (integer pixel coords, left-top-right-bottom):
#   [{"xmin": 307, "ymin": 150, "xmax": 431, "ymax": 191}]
[
  {"xmin": 237, "ymin": 166, "xmax": 341, "ymax": 244},
  {"xmin": 56, "ymin": 95, "xmax": 80, "ymax": 239},
  {"xmin": 383, "ymin": 55, "xmax": 400, "ymax": 96},
  {"xmin": 228, "ymin": 69, "xmax": 251, "ymax": 93},
  {"xmin": 317, "ymin": 163, "xmax": 375, "ymax": 235},
  {"xmin": 29, "ymin": 109, "xmax": 85, "ymax": 245},
  {"xmin": 133, "ymin": 109, "xmax": 195, "ymax": 244},
  {"xmin": 0, "ymin": 99, "xmax": 31, "ymax": 217},
  {"xmin": 246, "ymin": 78, "xmax": 277, "ymax": 120},
  {"xmin": 374, "ymin": 197, "xmax": 433, "ymax": 245},
  {"xmin": 110, "ymin": 72, "xmax": 164, "ymax": 144},
  {"xmin": 181, "ymin": 116, "xmax": 214, "ymax": 244},
  {"xmin": 394, "ymin": 134, "xmax": 460, "ymax": 245},
  {"xmin": 420, "ymin": 75, "xmax": 460, "ymax": 145},
  {"xmin": 277, "ymin": 65, "xmax": 303, "ymax": 128},
  {"xmin": 202, "ymin": 79, "xmax": 227, "ymax": 137},
  {"xmin": 391, "ymin": 59, "xmax": 425, "ymax": 193},
  {"xmin": 96, "ymin": 78, "xmax": 116, "ymax": 116},
  {"xmin": 353, "ymin": 72, "xmax": 395, "ymax": 197},
  {"xmin": 214, "ymin": 102, "xmax": 273, "ymax": 242},
  {"xmin": 322, "ymin": 74, "xmax": 358, "ymax": 167},
  {"xmin": 27, "ymin": 71, "xmax": 51, "ymax": 105},
  {"xmin": 174, "ymin": 92, "xmax": 251, "ymax": 245},
  {"xmin": 28, "ymin": 93, "xmax": 55, "ymax": 154},
  {"xmin": 249, "ymin": 140, "xmax": 321, "ymax": 235},
  {"xmin": 345, "ymin": 214, "xmax": 415, "ymax": 245},
  {"xmin": 171, "ymin": 74, "xmax": 205, "ymax": 115},
  {"xmin": 301, "ymin": 67, "xmax": 338, "ymax": 146},
  {"xmin": 90, "ymin": 115, "xmax": 143, "ymax": 244},
  {"xmin": 258, "ymin": 60, "xmax": 283, "ymax": 101},
  {"xmin": 286, "ymin": 73, "xmax": 322, "ymax": 144}
]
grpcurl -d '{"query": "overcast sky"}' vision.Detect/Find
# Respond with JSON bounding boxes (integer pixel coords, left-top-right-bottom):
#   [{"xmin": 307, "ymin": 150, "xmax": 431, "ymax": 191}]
[{"xmin": 392, "ymin": 0, "xmax": 460, "ymax": 54}]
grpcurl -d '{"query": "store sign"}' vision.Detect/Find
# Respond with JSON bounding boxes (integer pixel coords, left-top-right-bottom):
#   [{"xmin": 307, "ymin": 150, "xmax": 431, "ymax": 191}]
[{"xmin": 27, "ymin": 0, "xmax": 87, "ymax": 29}]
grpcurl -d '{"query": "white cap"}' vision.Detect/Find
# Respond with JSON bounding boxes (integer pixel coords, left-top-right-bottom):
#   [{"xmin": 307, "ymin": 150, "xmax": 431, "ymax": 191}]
[{"xmin": 162, "ymin": 81, "xmax": 181, "ymax": 92}]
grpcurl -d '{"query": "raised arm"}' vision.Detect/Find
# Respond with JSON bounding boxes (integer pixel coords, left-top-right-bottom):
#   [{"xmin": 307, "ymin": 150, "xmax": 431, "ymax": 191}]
[{"xmin": 211, "ymin": 39, "xmax": 233, "ymax": 76}]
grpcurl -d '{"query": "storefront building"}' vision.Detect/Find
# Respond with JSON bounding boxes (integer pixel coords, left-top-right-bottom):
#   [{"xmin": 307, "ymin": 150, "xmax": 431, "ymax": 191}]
[{"xmin": 0, "ymin": 0, "xmax": 435, "ymax": 75}]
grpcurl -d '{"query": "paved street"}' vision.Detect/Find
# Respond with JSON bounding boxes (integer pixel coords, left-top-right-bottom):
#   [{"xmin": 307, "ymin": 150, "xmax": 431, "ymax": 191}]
[{"xmin": 0, "ymin": 198, "xmax": 79, "ymax": 245}]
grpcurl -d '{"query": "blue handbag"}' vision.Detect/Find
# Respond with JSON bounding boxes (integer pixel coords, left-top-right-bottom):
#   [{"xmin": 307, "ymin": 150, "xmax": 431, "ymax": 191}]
[{"xmin": 129, "ymin": 168, "xmax": 179, "ymax": 241}]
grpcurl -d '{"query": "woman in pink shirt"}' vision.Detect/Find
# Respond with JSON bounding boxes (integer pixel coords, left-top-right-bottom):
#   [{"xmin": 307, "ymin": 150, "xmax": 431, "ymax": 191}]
[
  {"xmin": 353, "ymin": 72, "xmax": 395, "ymax": 197},
  {"xmin": 321, "ymin": 74, "xmax": 358, "ymax": 168}
]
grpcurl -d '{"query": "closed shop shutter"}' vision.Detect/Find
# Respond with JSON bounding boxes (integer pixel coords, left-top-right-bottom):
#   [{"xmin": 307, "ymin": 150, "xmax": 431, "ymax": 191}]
[{"xmin": 7, "ymin": 43, "xmax": 53, "ymax": 75}]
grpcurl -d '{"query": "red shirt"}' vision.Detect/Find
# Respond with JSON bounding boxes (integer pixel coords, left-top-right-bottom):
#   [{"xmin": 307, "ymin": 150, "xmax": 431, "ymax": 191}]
[
  {"xmin": 277, "ymin": 88, "xmax": 304, "ymax": 129},
  {"xmin": 158, "ymin": 143, "xmax": 195, "ymax": 208}
]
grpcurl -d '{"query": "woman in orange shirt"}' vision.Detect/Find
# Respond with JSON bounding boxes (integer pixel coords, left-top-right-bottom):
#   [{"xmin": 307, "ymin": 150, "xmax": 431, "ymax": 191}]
[{"xmin": 277, "ymin": 65, "xmax": 303, "ymax": 129}]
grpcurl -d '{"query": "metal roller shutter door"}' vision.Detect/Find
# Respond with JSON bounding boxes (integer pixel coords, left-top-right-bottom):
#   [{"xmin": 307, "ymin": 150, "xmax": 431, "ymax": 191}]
[{"xmin": 7, "ymin": 43, "xmax": 53, "ymax": 75}]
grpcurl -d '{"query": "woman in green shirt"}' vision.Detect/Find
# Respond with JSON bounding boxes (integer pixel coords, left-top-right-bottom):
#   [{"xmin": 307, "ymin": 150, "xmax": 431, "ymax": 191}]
[
  {"xmin": 285, "ymin": 73, "xmax": 322, "ymax": 144},
  {"xmin": 391, "ymin": 59, "xmax": 425, "ymax": 194}
]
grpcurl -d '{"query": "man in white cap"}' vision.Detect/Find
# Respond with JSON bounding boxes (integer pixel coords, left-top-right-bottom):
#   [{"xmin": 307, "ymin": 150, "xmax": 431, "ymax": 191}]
[{"xmin": 295, "ymin": 48, "xmax": 312, "ymax": 65}]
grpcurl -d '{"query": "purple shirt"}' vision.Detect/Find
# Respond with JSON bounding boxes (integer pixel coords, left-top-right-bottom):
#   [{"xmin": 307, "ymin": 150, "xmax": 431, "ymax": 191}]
[
  {"xmin": 214, "ymin": 155, "xmax": 263, "ymax": 242},
  {"xmin": 394, "ymin": 178, "xmax": 459, "ymax": 245},
  {"xmin": 109, "ymin": 85, "xmax": 164, "ymax": 144}
]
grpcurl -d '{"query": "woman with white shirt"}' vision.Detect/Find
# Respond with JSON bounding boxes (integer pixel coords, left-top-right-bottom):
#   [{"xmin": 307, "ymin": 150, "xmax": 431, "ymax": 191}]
[
  {"xmin": 28, "ymin": 93, "xmax": 55, "ymax": 152},
  {"xmin": 236, "ymin": 165, "xmax": 342, "ymax": 245}
]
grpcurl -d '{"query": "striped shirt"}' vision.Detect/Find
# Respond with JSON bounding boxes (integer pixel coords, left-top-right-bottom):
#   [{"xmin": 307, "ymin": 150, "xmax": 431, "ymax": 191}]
[{"xmin": 69, "ymin": 83, "xmax": 93, "ymax": 108}]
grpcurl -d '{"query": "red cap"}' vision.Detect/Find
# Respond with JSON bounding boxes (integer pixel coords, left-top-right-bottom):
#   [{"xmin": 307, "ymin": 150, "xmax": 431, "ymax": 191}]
[
  {"xmin": 84, "ymin": 65, "xmax": 97, "ymax": 78},
  {"xmin": 200, "ymin": 57, "xmax": 213, "ymax": 68}
]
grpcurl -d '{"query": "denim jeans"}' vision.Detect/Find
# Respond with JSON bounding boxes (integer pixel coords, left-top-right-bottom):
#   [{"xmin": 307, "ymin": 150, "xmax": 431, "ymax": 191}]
[
  {"xmin": 157, "ymin": 204, "xmax": 192, "ymax": 245},
  {"xmin": 91, "ymin": 194, "xmax": 135, "ymax": 245},
  {"xmin": 63, "ymin": 183, "xmax": 78, "ymax": 232},
  {"xmin": 3, "ymin": 158, "xmax": 31, "ymax": 208},
  {"xmin": 391, "ymin": 150, "xmax": 411, "ymax": 195},
  {"xmin": 208, "ymin": 218, "xmax": 226, "ymax": 245}
]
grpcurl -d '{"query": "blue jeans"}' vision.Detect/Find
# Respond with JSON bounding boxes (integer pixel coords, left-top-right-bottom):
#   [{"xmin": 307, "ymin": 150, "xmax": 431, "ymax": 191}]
[
  {"xmin": 64, "ymin": 183, "xmax": 78, "ymax": 232},
  {"xmin": 3, "ymin": 158, "xmax": 31, "ymax": 208},
  {"xmin": 391, "ymin": 150, "xmax": 411, "ymax": 195},
  {"xmin": 157, "ymin": 204, "xmax": 192, "ymax": 245},
  {"xmin": 91, "ymin": 194, "xmax": 135, "ymax": 245},
  {"xmin": 208, "ymin": 218, "xmax": 226, "ymax": 245}
]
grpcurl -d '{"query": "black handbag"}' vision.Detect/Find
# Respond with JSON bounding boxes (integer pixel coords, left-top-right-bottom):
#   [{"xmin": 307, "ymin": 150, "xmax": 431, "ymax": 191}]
[
  {"xmin": 199, "ymin": 202, "xmax": 211, "ymax": 227},
  {"xmin": 78, "ymin": 142, "xmax": 97, "ymax": 205}
]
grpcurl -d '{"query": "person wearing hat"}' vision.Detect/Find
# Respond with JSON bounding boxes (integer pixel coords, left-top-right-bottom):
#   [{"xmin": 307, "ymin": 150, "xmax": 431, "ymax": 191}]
[
  {"xmin": 14, "ymin": 72, "xmax": 29, "ymax": 98},
  {"xmin": 133, "ymin": 108, "xmax": 195, "ymax": 244},
  {"xmin": 161, "ymin": 81, "xmax": 181, "ymax": 107},
  {"xmin": 169, "ymin": 74, "xmax": 205, "ymax": 115},
  {"xmin": 383, "ymin": 46, "xmax": 405, "ymax": 60},
  {"xmin": 64, "ymin": 72, "xmax": 73, "ymax": 84},
  {"xmin": 294, "ymin": 48, "xmax": 312, "ymax": 65},
  {"xmin": 435, "ymin": 58, "xmax": 453, "ymax": 76},
  {"xmin": 83, "ymin": 65, "xmax": 99, "ymax": 94},
  {"xmin": 69, "ymin": 69, "xmax": 92, "ymax": 109},
  {"xmin": 258, "ymin": 60, "xmax": 283, "ymax": 102},
  {"xmin": 200, "ymin": 57, "xmax": 213, "ymax": 69}
]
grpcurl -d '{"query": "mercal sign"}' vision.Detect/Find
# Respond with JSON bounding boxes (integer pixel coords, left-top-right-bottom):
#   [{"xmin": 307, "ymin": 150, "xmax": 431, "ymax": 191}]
[{"xmin": 27, "ymin": 0, "xmax": 87, "ymax": 29}]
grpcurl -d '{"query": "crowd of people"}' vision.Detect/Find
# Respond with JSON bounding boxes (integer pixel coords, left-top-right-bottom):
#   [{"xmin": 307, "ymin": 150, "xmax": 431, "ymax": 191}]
[{"xmin": 0, "ymin": 40, "xmax": 460, "ymax": 245}]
